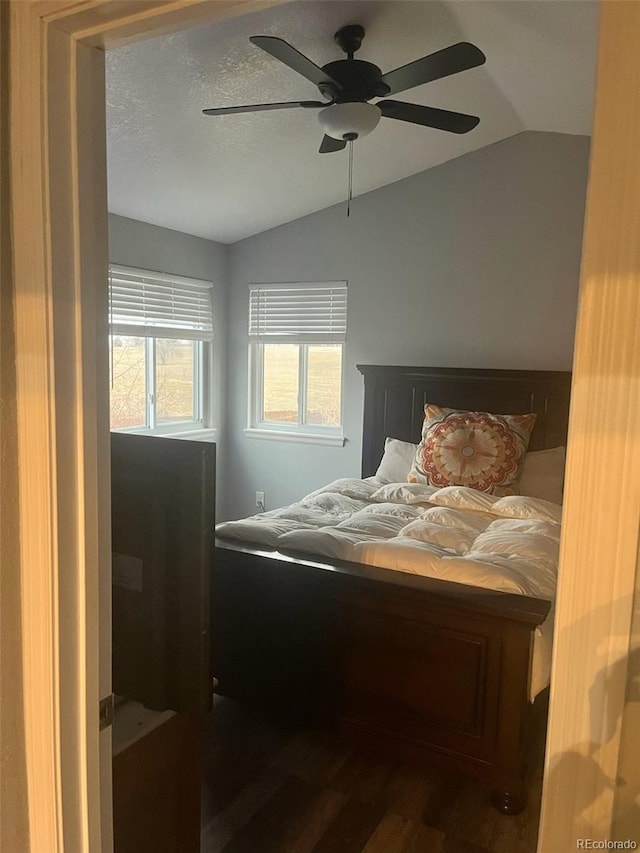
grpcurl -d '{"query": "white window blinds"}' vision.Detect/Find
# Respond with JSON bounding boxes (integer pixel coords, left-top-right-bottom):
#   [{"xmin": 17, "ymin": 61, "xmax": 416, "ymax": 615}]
[
  {"xmin": 109, "ymin": 265, "xmax": 214, "ymax": 341},
  {"xmin": 249, "ymin": 283, "xmax": 347, "ymax": 343}
]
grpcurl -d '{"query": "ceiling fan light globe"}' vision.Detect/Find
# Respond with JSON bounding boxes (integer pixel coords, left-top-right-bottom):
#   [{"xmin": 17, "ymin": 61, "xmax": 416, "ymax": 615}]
[{"xmin": 318, "ymin": 102, "xmax": 381, "ymax": 140}]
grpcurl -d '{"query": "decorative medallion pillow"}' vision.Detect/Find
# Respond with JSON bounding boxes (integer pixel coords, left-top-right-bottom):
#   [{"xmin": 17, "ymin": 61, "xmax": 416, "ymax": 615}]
[{"xmin": 408, "ymin": 405, "xmax": 537, "ymax": 495}]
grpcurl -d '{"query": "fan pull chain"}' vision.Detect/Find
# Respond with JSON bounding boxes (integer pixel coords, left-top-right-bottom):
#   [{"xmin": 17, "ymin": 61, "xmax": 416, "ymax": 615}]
[{"xmin": 347, "ymin": 139, "xmax": 354, "ymax": 217}]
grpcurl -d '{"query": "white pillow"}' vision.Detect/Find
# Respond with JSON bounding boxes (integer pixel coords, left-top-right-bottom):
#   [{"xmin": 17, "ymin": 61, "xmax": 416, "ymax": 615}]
[
  {"xmin": 518, "ymin": 446, "xmax": 566, "ymax": 504},
  {"xmin": 374, "ymin": 437, "xmax": 418, "ymax": 484}
]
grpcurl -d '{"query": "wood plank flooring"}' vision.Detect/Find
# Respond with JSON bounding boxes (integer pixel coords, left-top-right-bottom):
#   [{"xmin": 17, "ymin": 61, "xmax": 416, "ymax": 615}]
[{"xmin": 201, "ymin": 698, "xmax": 545, "ymax": 853}]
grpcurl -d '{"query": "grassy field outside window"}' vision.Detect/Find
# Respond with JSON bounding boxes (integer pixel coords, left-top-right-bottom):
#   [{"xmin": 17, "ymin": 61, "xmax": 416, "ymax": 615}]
[
  {"xmin": 110, "ymin": 335, "xmax": 202, "ymax": 431},
  {"xmin": 260, "ymin": 343, "xmax": 343, "ymax": 429}
]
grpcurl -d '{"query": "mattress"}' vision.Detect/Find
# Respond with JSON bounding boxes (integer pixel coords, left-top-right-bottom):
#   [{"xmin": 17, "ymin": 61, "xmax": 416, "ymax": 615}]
[{"xmin": 216, "ymin": 477, "xmax": 562, "ymax": 700}]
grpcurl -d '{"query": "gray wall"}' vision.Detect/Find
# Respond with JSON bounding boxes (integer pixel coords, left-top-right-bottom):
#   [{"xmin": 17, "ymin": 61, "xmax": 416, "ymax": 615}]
[
  {"xmin": 225, "ymin": 131, "xmax": 590, "ymax": 520},
  {"xmin": 108, "ymin": 214, "xmax": 230, "ymax": 515}
]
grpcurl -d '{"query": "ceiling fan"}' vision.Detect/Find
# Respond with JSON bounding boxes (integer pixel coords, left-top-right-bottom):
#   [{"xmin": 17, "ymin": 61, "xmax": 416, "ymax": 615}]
[{"xmin": 202, "ymin": 25, "xmax": 486, "ymax": 153}]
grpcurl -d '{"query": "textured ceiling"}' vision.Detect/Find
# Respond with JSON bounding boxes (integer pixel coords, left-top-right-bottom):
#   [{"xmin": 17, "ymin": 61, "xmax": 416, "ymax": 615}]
[{"xmin": 106, "ymin": 0, "xmax": 598, "ymax": 244}]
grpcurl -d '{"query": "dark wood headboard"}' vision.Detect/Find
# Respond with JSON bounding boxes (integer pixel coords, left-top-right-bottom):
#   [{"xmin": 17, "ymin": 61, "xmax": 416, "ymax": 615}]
[{"xmin": 357, "ymin": 365, "xmax": 572, "ymax": 478}]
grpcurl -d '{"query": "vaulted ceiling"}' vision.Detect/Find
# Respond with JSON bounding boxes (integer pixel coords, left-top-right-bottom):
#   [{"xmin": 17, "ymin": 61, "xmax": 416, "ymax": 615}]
[{"xmin": 106, "ymin": 0, "xmax": 598, "ymax": 243}]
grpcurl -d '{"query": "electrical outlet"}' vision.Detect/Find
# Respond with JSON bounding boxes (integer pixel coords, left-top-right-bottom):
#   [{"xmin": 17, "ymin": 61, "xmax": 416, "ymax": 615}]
[{"xmin": 255, "ymin": 491, "xmax": 265, "ymax": 511}]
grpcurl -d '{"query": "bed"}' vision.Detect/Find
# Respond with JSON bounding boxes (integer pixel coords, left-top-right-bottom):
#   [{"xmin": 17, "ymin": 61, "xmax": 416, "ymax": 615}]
[{"xmin": 212, "ymin": 365, "xmax": 571, "ymax": 813}]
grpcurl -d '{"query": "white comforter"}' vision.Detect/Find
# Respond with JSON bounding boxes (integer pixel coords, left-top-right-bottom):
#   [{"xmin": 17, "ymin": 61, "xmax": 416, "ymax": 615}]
[{"xmin": 216, "ymin": 477, "xmax": 562, "ymax": 699}]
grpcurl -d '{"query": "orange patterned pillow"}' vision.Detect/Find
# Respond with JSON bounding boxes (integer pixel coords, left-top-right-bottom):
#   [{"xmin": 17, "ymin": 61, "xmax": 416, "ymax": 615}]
[{"xmin": 408, "ymin": 405, "xmax": 537, "ymax": 495}]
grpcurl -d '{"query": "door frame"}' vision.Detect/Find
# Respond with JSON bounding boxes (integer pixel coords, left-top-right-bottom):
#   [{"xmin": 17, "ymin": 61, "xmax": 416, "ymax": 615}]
[
  {"xmin": 538, "ymin": 3, "xmax": 640, "ymax": 846},
  {"xmin": 7, "ymin": 3, "xmax": 281, "ymax": 850},
  {"xmin": 6, "ymin": 1, "xmax": 639, "ymax": 850}
]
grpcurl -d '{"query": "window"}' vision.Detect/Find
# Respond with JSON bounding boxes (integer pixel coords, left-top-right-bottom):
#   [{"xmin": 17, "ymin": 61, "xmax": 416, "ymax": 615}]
[
  {"xmin": 248, "ymin": 283, "xmax": 347, "ymax": 443},
  {"xmin": 109, "ymin": 265, "xmax": 213, "ymax": 434}
]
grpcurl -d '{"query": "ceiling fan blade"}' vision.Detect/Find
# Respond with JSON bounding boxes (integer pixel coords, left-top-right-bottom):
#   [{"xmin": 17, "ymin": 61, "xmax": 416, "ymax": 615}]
[
  {"xmin": 250, "ymin": 36, "xmax": 342, "ymax": 91},
  {"xmin": 203, "ymin": 100, "xmax": 326, "ymax": 116},
  {"xmin": 380, "ymin": 42, "xmax": 486, "ymax": 96},
  {"xmin": 378, "ymin": 100, "xmax": 479, "ymax": 134},
  {"xmin": 319, "ymin": 135, "xmax": 347, "ymax": 154}
]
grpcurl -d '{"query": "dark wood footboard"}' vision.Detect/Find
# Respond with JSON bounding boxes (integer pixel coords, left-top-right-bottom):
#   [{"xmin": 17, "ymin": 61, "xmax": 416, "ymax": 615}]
[{"xmin": 212, "ymin": 539, "xmax": 550, "ymax": 813}]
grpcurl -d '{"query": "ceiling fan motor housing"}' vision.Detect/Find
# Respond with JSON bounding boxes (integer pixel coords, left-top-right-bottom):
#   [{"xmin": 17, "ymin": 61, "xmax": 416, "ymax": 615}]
[{"xmin": 318, "ymin": 60, "xmax": 391, "ymax": 103}]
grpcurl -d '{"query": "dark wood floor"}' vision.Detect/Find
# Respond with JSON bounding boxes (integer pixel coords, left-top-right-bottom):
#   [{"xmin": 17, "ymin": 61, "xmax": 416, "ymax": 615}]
[{"xmin": 200, "ymin": 697, "xmax": 546, "ymax": 853}]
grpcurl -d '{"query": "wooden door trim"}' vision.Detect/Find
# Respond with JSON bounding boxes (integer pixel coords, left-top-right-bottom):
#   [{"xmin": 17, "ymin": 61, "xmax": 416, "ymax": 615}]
[
  {"xmin": 538, "ymin": 4, "xmax": 640, "ymax": 847},
  {"xmin": 8, "ymin": 0, "xmax": 640, "ymax": 850},
  {"xmin": 8, "ymin": 2, "xmax": 280, "ymax": 850}
]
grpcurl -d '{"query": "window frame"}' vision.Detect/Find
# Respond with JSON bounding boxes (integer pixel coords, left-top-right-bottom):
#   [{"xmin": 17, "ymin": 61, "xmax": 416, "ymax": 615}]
[
  {"xmin": 108, "ymin": 264, "xmax": 214, "ymax": 437},
  {"xmin": 109, "ymin": 335, "xmax": 211, "ymax": 435},
  {"xmin": 246, "ymin": 282, "xmax": 347, "ymax": 445}
]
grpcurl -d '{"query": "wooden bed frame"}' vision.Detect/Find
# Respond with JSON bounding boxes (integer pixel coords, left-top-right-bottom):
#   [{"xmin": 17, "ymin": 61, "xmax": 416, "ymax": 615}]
[{"xmin": 212, "ymin": 365, "xmax": 572, "ymax": 813}]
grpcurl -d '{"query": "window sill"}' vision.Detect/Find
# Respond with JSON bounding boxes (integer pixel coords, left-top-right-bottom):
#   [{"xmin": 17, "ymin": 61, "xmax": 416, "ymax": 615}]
[
  {"xmin": 167, "ymin": 428, "xmax": 217, "ymax": 442},
  {"xmin": 244, "ymin": 428, "xmax": 345, "ymax": 447},
  {"xmin": 112, "ymin": 426, "xmax": 218, "ymax": 442}
]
